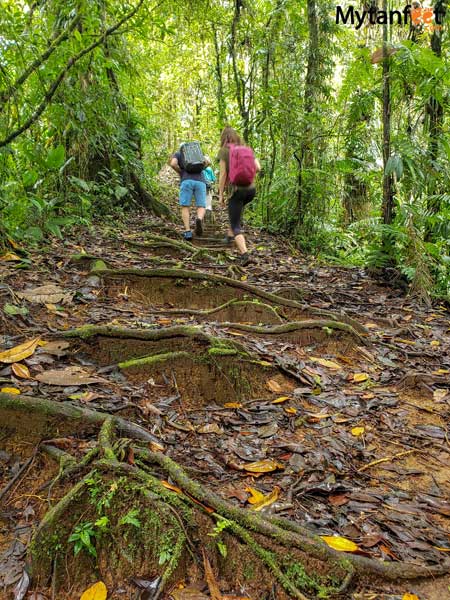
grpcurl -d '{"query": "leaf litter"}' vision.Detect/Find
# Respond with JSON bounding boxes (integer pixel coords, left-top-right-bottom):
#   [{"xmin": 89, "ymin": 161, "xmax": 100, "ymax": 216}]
[{"xmin": 1, "ymin": 211, "xmax": 450, "ymax": 599}]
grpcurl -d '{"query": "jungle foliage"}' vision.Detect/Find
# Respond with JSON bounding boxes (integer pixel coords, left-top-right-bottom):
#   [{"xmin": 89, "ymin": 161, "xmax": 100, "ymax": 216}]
[{"xmin": 0, "ymin": 0, "xmax": 449, "ymax": 298}]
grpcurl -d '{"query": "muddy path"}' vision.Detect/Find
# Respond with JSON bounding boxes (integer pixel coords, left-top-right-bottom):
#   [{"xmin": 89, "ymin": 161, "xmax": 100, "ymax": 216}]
[{"xmin": 0, "ymin": 201, "xmax": 449, "ymax": 600}]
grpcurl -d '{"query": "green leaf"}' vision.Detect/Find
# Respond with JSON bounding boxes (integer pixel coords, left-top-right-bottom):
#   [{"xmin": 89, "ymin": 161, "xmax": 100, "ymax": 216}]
[
  {"xmin": 46, "ymin": 145, "xmax": 65, "ymax": 170},
  {"xmin": 114, "ymin": 185, "xmax": 128, "ymax": 200},
  {"xmin": 3, "ymin": 303, "xmax": 28, "ymax": 316},
  {"xmin": 22, "ymin": 170, "xmax": 39, "ymax": 188},
  {"xmin": 70, "ymin": 176, "xmax": 90, "ymax": 192},
  {"xmin": 25, "ymin": 226, "xmax": 44, "ymax": 241}
]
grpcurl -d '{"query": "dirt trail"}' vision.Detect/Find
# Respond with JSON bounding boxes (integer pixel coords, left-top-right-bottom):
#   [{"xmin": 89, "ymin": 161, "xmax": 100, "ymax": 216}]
[{"xmin": 0, "ymin": 194, "xmax": 449, "ymax": 599}]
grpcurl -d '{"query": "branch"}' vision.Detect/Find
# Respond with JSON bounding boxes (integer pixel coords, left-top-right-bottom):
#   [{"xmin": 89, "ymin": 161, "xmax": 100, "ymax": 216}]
[
  {"xmin": 0, "ymin": 14, "xmax": 81, "ymax": 108},
  {"xmin": 0, "ymin": 0, "xmax": 145, "ymax": 148}
]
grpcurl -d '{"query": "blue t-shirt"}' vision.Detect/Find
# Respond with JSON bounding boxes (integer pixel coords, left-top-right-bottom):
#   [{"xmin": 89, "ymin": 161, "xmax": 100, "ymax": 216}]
[{"xmin": 173, "ymin": 151, "xmax": 206, "ymax": 183}]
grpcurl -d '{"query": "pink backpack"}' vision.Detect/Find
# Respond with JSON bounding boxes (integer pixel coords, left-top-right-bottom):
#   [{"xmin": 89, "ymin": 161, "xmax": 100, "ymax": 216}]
[{"xmin": 228, "ymin": 144, "xmax": 256, "ymax": 186}]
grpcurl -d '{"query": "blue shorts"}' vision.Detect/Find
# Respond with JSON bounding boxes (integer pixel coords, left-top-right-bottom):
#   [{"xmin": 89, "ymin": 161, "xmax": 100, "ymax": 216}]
[{"xmin": 179, "ymin": 179, "xmax": 206, "ymax": 208}]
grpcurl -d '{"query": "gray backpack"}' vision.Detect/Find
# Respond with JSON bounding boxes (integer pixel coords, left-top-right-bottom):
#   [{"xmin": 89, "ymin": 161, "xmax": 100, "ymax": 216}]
[{"xmin": 180, "ymin": 142, "xmax": 205, "ymax": 174}]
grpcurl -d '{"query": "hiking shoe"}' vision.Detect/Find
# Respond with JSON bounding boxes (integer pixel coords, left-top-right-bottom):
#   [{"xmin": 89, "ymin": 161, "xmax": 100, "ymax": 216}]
[
  {"xmin": 238, "ymin": 252, "xmax": 251, "ymax": 267},
  {"xmin": 224, "ymin": 235, "xmax": 235, "ymax": 244},
  {"xmin": 183, "ymin": 231, "xmax": 193, "ymax": 241},
  {"xmin": 195, "ymin": 218, "xmax": 204, "ymax": 236}
]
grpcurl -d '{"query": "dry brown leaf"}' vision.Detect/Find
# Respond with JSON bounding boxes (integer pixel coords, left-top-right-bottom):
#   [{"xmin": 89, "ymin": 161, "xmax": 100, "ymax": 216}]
[
  {"xmin": 0, "ymin": 338, "xmax": 40, "ymax": 363},
  {"xmin": 266, "ymin": 379, "xmax": 282, "ymax": 393},
  {"xmin": 17, "ymin": 284, "xmax": 72, "ymax": 305},
  {"xmin": 35, "ymin": 366, "xmax": 104, "ymax": 386},
  {"xmin": 202, "ymin": 549, "xmax": 222, "ymax": 600},
  {"xmin": 433, "ymin": 388, "xmax": 448, "ymax": 401},
  {"xmin": 197, "ymin": 423, "xmax": 223, "ymax": 434},
  {"xmin": 41, "ymin": 340, "xmax": 71, "ymax": 357}
]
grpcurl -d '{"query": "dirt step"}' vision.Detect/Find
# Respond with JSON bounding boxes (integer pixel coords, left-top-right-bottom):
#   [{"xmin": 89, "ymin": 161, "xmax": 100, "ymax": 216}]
[{"xmin": 66, "ymin": 325, "xmax": 297, "ymax": 407}]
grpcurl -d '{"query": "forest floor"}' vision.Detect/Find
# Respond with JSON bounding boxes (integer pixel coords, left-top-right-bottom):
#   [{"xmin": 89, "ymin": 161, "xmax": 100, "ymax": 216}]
[{"xmin": 1, "ymin": 174, "xmax": 450, "ymax": 600}]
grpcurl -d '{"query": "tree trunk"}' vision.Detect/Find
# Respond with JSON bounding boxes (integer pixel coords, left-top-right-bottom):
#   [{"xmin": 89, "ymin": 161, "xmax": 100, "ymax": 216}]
[
  {"xmin": 425, "ymin": 0, "xmax": 446, "ymax": 240},
  {"xmin": 296, "ymin": 0, "xmax": 319, "ymax": 228},
  {"xmin": 381, "ymin": 0, "xmax": 394, "ymax": 228}
]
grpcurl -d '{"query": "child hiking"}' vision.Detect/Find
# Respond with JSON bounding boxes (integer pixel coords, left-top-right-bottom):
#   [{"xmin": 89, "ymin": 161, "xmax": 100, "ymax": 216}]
[
  {"xmin": 170, "ymin": 141, "xmax": 207, "ymax": 240},
  {"xmin": 218, "ymin": 126, "xmax": 260, "ymax": 266},
  {"xmin": 202, "ymin": 156, "xmax": 216, "ymax": 215}
]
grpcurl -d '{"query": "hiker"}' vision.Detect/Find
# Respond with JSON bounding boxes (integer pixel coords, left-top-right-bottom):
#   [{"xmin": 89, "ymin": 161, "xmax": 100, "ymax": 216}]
[
  {"xmin": 170, "ymin": 142, "xmax": 207, "ymax": 240},
  {"xmin": 202, "ymin": 156, "xmax": 216, "ymax": 215},
  {"xmin": 218, "ymin": 126, "xmax": 260, "ymax": 266}
]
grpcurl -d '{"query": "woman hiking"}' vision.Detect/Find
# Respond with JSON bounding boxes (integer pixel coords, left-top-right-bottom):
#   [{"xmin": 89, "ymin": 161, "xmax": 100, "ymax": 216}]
[{"xmin": 218, "ymin": 126, "xmax": 261, "ymax": 266}]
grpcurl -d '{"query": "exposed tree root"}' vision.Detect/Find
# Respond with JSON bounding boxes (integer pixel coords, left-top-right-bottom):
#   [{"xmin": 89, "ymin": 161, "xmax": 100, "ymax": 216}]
[
  {"xmin": 139, "ymin": 449, "xmax": 450, "ymax": 581},
  {"xmin": 60, "ymin": 324, "xmax": 297, "ymax": 404},
  {"xmin": 219, "ymin": 319, "xmax": 365, "ymax": 344},
  {"xmin": 93, "ymin": 266, "xmax": 367, "ymax": 334},
  {"xmin": 0, "ymin": 391, "xmax": 163, "ymax": 447},
  {"xmin": 19, "ymin": 412, "xmax": 450, "ymax": 600},
  {"xmin": 144, "ymin": 298, "xmax": 285, "ymax": 323}
]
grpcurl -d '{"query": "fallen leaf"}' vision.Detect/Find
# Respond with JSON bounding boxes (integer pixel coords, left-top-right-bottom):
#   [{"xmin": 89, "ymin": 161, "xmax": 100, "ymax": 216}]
[
  {"xmin": 310, "ymin": 357, "xmax": 341, "ymax": 370},
  {"xmin": 197, "ymin": 423, "xmax": 223, "ymax": 434},
  {"xmin": 35, "ymin": 366, "xmax": 104, "ymax": 386},
  {"xmin": 243, "ymin": 459, "xmax": 284, "ymax": 474},
  {"xmin": 248, "ymin": 486, "xmax": 280, "ymax": 511},
  {"xmin": 266, "ymin": 379, "xmax": 282, "ymax": 393},
  {"xmin": 41, "ymin": 340, "xmax": 71, "ymax": 357},
  {"xmin": 80, "ymin": 581, "xmax": 107, "ymax": 600},
  {"xmin": 1, "ymin": 387, "xmax": 21, "ymax": 394},
  {"xmin": 284, "ymin": 407, "xmax": 297, "ymax": 414},
  {"xmin": 17, "ymin": 284, "xmax": 72, "ymax": 305},
  {"xmin": 13, "ymin": 569, "xmax": 30, "ymax": 600},
  {"xmin": 0, "ymin": 252, "xmax": 22, "ymax": 262},
  {"xmin": 433, "ymin": 389, "xmax": 448, "ymax": 402},
  {"xmin": 3, "ymin": 303, "xmax": 28, "ymax": 316},
  {"xmin": 380, "ymin": 544, "xmax": 399, "ymax": 560},
  {"xmin": 11, "ymin": 363, "xmax": 31, "ymax": 379},
  {"xmin": 245, "ymin": 486, "xmax": 265, "ymax": 504},
  {"xmin": 272, "ymin": 396, "xmax": 290, "ymax": 404},
  {"xmin": 0, "ymin": 338, "xmax": 40, "ymax": 363},
  {"xmin": 320, "ymin": 535, "xmax": 359, "ymax": 552},
  {"xmin": 161, "ymin": 480, "xmax": 183, "ymax": 493},
  {"xmin": 430, "ymin": 340, "xmax": 440, "ymax": 347},
  {"xmin": 351, "ymin": 426, "xmax": 365, "ymax": 437},
  {"xmin": 353, "ymin": 373, "xmax": 369, "ymax": 383},
  {"xmin": 328, "ymin": 493, "xmax": 349, "ymax": 506},
  {"xmin": 69, "ymin": 391, "xmax": 102, "ymax": 403},
  {"xmin": 402, "ymin": 594, "xmax": 419, "ymax": 600},
  {"xmin": 202, "ymin": 549, "xmax": 222, "ymax": 600},
  {"xmin": 224, "ymin": 402, "xmax": 242, "ymax": 408},
  {"xmin": 171, "ymin": 587, "xmax": 209, "ymax": 600}
]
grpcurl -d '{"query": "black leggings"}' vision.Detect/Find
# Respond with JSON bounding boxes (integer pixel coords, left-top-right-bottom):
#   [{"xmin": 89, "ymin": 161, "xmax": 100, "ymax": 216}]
[{"xmin": 228, "ymin": 187, "xmax": 256, "ymax": 235}]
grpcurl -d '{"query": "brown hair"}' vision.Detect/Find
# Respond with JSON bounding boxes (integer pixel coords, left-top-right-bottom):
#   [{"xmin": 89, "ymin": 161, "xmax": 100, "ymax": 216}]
[{"xmin": 220, "ymin": 126, "xmax": 242, "ymax": 147}]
